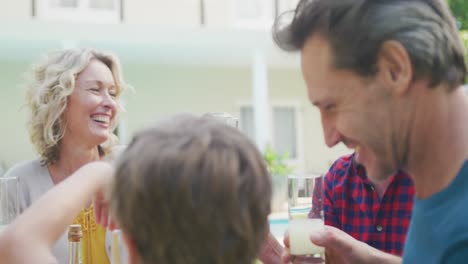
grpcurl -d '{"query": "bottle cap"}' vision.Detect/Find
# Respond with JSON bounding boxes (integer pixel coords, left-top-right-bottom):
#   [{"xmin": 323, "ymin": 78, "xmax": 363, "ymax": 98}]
[{"xmin": 68, "ymin": 224, "xmax": 83, "ymax": 242}]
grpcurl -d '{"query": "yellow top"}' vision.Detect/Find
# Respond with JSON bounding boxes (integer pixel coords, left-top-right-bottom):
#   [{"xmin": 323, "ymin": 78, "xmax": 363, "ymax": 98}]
[
  {"xmin": 71, "ymin": 205, "xmax": 263, "ymax": 264},
  {"xmin": 73, "ymin": 205, "xmax": 109, "ymax": 264}
]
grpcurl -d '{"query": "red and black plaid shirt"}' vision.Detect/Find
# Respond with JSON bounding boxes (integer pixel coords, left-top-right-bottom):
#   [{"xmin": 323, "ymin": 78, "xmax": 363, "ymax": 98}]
[{"xmin": 321, "ymin": 154, "xmax": 414, "ymax": 255}]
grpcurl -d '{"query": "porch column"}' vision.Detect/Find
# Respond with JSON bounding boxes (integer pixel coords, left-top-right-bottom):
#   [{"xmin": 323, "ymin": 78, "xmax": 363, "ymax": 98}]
[{"xmin": 252, "ymin": 49, "xmax": 270, "ymax": 153}]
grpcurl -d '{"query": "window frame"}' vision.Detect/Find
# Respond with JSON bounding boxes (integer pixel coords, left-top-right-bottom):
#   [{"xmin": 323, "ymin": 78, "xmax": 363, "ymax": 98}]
[
  {"xmin": 237, "ymin": 101, "xmax": 304, "ymax": 173},
  {"xmin": 35, "ymin": 0, "xmax": 121, "ymax": 23},
  {"xmin": 231, "ymin": 0, "xmax": 274, "ymax": 29}
]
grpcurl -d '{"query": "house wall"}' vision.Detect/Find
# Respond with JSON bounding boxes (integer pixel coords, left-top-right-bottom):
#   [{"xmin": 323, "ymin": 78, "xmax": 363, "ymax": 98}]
[
  {"xmin": 0, "ymin": 0, "xmax": 30, "ymax": 19},
  {"xmin": 0, "ymin": 0, "xmax": 350, "ymax": 174},
  {"xmin": 0, "ymin": 60, "xmax": 350, "ymax": 173}
]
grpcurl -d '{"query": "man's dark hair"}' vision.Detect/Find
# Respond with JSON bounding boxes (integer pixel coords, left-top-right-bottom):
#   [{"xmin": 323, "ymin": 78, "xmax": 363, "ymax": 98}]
[{"xmin": 273, "ymin": 0, "xmax": 467, "ymax": 90}]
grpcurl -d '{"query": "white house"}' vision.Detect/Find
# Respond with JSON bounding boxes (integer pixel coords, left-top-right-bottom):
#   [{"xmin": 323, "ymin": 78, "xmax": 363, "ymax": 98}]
[{"xmin": 0, "ymin": 0, "xmax": 351, "ymax": 176}]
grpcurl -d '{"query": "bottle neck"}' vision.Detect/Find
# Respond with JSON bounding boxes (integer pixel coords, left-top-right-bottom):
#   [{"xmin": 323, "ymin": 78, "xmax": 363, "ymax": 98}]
[{"xmin": 68, "ymin": 240, "xmax": 81, "ymax": 264}]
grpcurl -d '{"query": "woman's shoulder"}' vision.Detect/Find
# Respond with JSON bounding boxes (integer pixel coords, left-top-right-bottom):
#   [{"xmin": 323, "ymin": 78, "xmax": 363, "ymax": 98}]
[{"xmin": 4, "ymin": 159, "xmax": 44, "ymax": 180}]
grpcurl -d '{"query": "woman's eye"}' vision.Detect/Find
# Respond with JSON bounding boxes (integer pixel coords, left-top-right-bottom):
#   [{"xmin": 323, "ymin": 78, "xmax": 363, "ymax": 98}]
[
  {"xmin": 109, "ymin": 92, "xmax": 117, "ymax": 98},
  {"xmin": 324, "ymin": 104, "xmax": 335, "ymax": 111}
]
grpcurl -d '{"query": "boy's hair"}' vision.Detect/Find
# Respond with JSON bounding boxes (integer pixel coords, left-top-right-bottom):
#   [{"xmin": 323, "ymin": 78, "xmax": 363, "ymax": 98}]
[{"xmin": 111, "ymin": 114, "xmax": 272, "ymax": 264}]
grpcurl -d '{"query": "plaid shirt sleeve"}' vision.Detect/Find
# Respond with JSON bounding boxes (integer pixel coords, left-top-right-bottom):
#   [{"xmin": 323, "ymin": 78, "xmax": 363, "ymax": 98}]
[
  {"xmin": 318, "ymin": 154, "xmax": 414, "ymax": 256},
  {"xmin": 307, "ymin": 159, "xmax": 341, "ymax": 227},
  {"xmin": 323, "ymin": 162, "xmax": 340, "ymax": 228}
]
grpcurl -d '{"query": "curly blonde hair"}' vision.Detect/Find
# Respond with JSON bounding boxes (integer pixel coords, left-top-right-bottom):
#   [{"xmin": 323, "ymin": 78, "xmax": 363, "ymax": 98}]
[{"xmin": 26, "ymin": 48, "xmax": 127, "ymax": 165}]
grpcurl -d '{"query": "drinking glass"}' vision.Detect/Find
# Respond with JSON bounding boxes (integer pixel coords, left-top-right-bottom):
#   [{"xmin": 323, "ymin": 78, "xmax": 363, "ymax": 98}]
[
  {"xmin": 288, "ymin": 174, "xmax": 324, "ymax": 263},
  {"xmin": 0, "ymin": 177, "xmax": 19, "ymax": 233},
  {"xmin": 204, "ymin": 112, "xmax": 239, "ymax": 129}
]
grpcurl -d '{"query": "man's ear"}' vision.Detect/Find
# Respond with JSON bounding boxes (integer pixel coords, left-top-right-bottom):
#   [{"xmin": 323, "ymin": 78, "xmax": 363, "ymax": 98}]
[{"xmin": 376, "ymin": 40, "xmax": 413, "ymax": 96}]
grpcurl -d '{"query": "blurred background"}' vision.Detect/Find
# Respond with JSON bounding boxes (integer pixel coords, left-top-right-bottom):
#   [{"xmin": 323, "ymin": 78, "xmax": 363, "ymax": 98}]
[{"xmin": 0, "ymin": 0, "xmax": 467, "ymax": 183}]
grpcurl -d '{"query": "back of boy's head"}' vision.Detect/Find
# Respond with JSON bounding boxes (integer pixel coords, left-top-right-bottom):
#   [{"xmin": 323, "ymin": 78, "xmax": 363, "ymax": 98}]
[{"xmin": 111, "ymin": 114, "xmax": 272, "ymax": 264}]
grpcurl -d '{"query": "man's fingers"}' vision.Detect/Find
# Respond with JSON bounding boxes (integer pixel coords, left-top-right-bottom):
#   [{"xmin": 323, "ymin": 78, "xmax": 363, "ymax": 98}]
[
  {"xmin": 309, "ymin": 225, "xmax": 350, "ymax": 251},
  {"xmin": 281, "ymin": 249, "xmax": 292, "ymax": 264},
  {"xmin": 100, "ymin": 205, "xmax": 109, "ymax": 227},
  {"xmin": 108, "ymin": 216, "xmax": 119, "ymax": 230},
  {"xmin": 93, "ymin": 200, "xmax": 102, "ymax": 224},
  {"xmin": 283, "ymin": 230, "xmax": 290, "ymax": 248}
]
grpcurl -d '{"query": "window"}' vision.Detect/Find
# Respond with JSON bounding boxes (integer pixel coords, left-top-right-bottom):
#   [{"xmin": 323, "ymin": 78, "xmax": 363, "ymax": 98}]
[
  {"xmin": 50, "ymin": 0, "xmax": 78, "ymax": 8},
  {"xmin": 239, "ymin": 106, "xmax": 255, "ymax": 142},
  {"xmin": 272, "ymin": 106, "xmax": 297, "ymax": 158},
  {"xmin": 236, "ymin": 0, "xmax": 264, "ymax": 20},
  {"xmin": 233, "ymin": 0, "xmax": 274, "ymax": 29},
  {"xmin": 36, "ymin": 0, "xmax": 121, "ymax": 23},
  {"xmin": 239, "ymin": 103, "xmax": 301, "ymax": 160}
]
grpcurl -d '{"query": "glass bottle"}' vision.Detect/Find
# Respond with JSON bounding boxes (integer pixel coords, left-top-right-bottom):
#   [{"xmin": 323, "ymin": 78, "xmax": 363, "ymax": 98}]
[
  {"xmin": 111, "ymin": 229, "xmax": 122, "ymax": 264},
  {"xmin": 68, "ymin": 224, "xmax": 83, "ymax": 264}
]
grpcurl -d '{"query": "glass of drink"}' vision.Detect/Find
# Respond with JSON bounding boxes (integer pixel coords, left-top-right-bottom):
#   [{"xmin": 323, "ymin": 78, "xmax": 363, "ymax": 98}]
[
  {"xmin": 288, "ymin": 174, "xmax": 324, "ymax": 263},
  {"xmin": 0, "ymin": 177, "xmax": 19, "ymax": 233},
  {"xmin": 204, "ymin": 112, "xmax": 239, "ymax": 129}
]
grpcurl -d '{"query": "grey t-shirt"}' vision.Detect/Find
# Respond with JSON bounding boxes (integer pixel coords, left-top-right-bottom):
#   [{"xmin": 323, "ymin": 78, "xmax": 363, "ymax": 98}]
[
  {"xmin": 4, "ymin": 145, "xmax": 127, "ymax": 263},
  {"xmin": 4, "ymin": 159, "xmax": 69, "ymax": 264}
]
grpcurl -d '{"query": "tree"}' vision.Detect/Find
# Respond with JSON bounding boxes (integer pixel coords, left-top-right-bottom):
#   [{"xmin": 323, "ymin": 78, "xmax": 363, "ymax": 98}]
[
  {"xmin": 450, "ymin": 0, "xmax": 468, "ymax": 80},
  {"xmin": 461, "ymin": 31, "xmax": 468, "ymax": 78},
  {"xmin": 448, "ymin": 0, "xmax": 468, "ymax": 30},
  {"xmin": 461, "ymin": 31, "xmax": 468, "ymax": 50}
]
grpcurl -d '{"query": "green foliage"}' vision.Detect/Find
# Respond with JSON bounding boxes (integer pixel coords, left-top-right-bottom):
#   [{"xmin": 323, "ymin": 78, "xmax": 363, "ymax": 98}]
[
  {"xmin": 461, "ymin": 31, "xmax": 468, "ymax": 68},
  {"xmin": 461, "ymin": 31, "xmax": 468, "ymax": 49},
  {"xmin": 449, "ymin": 0, "xmax": 468, "ymax": 30},
  {"xmin": 264, "ymin": 145, "xmax": 294, "ymax": 176},
  {"xmin": 448, "ymin": 0, "xmax": 468, "ymax": 67}
]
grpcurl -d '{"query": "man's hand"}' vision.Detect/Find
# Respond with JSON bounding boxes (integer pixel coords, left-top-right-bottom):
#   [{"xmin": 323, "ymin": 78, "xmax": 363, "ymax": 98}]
[{"xmin": 282, "ymin": 225, "xmax": 399, "ymax": 264}]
